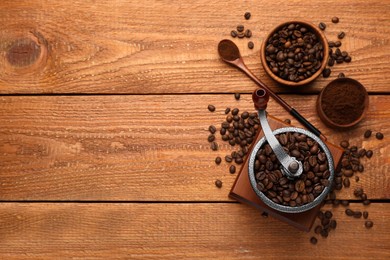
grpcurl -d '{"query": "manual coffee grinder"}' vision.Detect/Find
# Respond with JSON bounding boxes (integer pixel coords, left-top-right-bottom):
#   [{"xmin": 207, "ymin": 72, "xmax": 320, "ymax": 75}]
[{"xmin": 229, "ymin": 88, "xmax": 343, "ymax": 231}]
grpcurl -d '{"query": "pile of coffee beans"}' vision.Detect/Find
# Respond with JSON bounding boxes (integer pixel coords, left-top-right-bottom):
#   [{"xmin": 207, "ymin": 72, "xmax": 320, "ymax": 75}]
[
  {"xmin": 318, "ymin": 18, "xmax": 352, "ymax": 78},
  {"xmin": 254, "ymin": 132, "xmax": 330, "ymax": 207},
  {"xmin": 207, "ymin": 102, "xmax": 261, "ymax": 187},
  {"xmin": 264, "ymin": 23, "xmax": 324, "ymax": 82},
  {"xmin": 229, "ymin": 12, "xmax": 254, "ymax": 49}
]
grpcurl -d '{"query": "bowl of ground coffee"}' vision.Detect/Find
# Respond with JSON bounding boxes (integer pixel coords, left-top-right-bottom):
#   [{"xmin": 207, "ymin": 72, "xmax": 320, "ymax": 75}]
[
  {"xmin": 317, "ymin": 78, "xmax": 369, "ymax": 128},
  {"xmin": 261, "ymin": 21, "xmax": 329, "ymax": 86}
]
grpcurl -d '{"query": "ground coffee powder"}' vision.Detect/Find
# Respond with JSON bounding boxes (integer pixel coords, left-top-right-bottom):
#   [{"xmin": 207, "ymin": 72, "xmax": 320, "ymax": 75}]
[{"xmin": 321, "ymin": 80, "xmax": 366, "ymax": 125}]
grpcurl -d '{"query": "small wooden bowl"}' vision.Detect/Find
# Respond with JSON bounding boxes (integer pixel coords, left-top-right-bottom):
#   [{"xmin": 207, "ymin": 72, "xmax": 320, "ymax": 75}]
[
  {"xmin": 260, "ymin": 21, "xmax": 329, "ymax": 86},
  {"xmin": 317, "ymin": 78, "xmax": 369, "ymax": 128}
]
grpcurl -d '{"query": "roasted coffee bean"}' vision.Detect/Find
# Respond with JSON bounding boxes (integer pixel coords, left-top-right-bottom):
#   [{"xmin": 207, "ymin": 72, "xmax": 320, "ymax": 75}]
[
  {"xmin": 376, "ymin": 132, "xmax": 384, "ymax": 140},
  {"xmin": 211, "ymin": 142, "xmax": 218, "ymax": 151},
  {"xmin": 341, "ymin": 200, "xmax": 350, "ymax": 206},
  {"xmin": 234, "ymin": 93, "xmax": 240, "ymax": 100},
  {"xmin": 215, "ymin": 179, "xmax": 223, "ymax": 188},
  {"xmin": 208, "ymin": 104, "xmax": 216, "ymax": 112},
  {"xmin": 320, "ymin": 229, "xmax": 328, "ymax": 238},
  {"xmin": 343, "ymin": 177, "xmax": 350, "ymax": 188},
  {"xmin": 344, "ymin": 56, "xmax": 351, "ymax": 62},
  {"xmin": 229, "ymin": 165, "xmax": 236, "ymax": 174},
  {"xmin": 225, "ymin": 107, "xmax": 231, "ymax": 114},
  {"xmin": 237, "ymin": 32, "xmax": 245, "ymax": 38},
  {"xmin": 363, "ymin": 129, "xmax": 372, "ymax": 138},
  {"xmin": 237, "ymin": 25, "xmax": 244, "ymax": 32},
  {"xmin": 355, "ymin": 176, "xmax": 360, "ymax": 182},
  {"xmin": 363, "ymin": 211, "xmax": 369, "ymax": 219},
  {"xmin": 340, "ymin": 140, "xmax": 349, "ymax": 148},
  {"xmin": 245, "ymin": 29, "xmax": 252, "ymax": 38},
  {"xmin": 343, "ymin": 169, "xmax": 353, "ymax": 177},
  {"xmin": 363, "ymin": 200, "xmax": 371, "ymax": 205},
  {"xmin": 215, "ymin": 156, "xmax": 222, "ymax": 165},
  {"xmin": 366, "ymin": 150, "xmax": 373, "ymax": 158},
  {"xmin": 231, "ymin": 30, "xmax": 238, "ymax": 38},
  {"xmin": 209, "ymin": 125, "xmax": 217, "ymax": 134},
  {"xmin": 345, "ymin": 209, "xmax": 354, "ymax": 216},
  {"xmin": 235, "ymin": 157, "xmax": 243, "ymax": 165},
  {"xmin": 354, "ymin": 188, "xmax": 364, "ymax": 197},
  {"xmin": 244, "ymin": 12, "xmax": 251, "ymax": 20},
  {"xmin": 248, "ymin": 41, "xmax": 254, "ymax": 49},
  {"xmin": 319, "ymin": 22, "xmax": 326, "ymax": 30},
  {"xmin": 232, "ymin": 108, "xmax": 239, "ymax": 115},
  {"xmin": 332, "ymin": 17, "xmax": 339, "ymax": 23},
  {"xmin": 322, "ymin": 68, "xmax": 331, "ymax": 78},
  {"xmin": 284, "ymin": 119, "xmax": 291, "ymax": 124},
  {"xmin": 325, "ymin": 210, "xmax": 333, "ymax": 219},
  {"xmin": 225, "ymin": 155, "xmax": 233, "ymax": 163},
  {"xmin": 334, "ymin": 41, "xmax": 342, "ymax": 47},
  {"xmin": 208, "ymin": 134, "xmax": 215, "ymax": 142},
  {"xmin": 310, "ymin": 237, "xmax": 318, "ymax": 245},
  {"xmin": 365, "ymin": 221, "xmax": 373, "ymax": 228},
  {"xmin": 338, "ymin": 72, "xmax": 345, "ymax": 78},
  {"xmin": 353, "ymin": 211, "xmax": 362, "ymax": 218},
  {"xmin": 328, "ymin": 41, "xmax": 335, "ymax": 48},
  {"xmin": 314, "ymin": 225, "xmax": 322, "ymax": 234}
]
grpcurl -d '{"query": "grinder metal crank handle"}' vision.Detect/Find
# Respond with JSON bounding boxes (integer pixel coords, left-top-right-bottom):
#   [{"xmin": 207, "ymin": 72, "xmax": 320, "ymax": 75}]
[{"xmin": 252, "ymin": 88, "xmax": 303, "ymax": 178}]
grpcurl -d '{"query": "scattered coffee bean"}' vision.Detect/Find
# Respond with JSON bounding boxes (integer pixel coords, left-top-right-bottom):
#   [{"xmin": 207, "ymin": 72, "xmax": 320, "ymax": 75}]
[
  {"xmin": 341, "ymin": 200, "xmax": 349, "ymax": 206},
  {"xmin": 244, "ymin": 12, "xmax": 251, "ymax": 20},
  {"xmin": 229, "ymin": 165, "xmax": 236, "ymax": 174},
  {"xmin": 363, "ymin": 130, "xmax": 372, "ymax": 138},
  {"xmin": 225, "ymin": 107, "xmax": 231, "ymax": 114},
  {"xmin": 215, "ymin": 179, "xmax": 223, "ymax": 188},
  {"xmin": 322, "ymin": 68, "xmax": 331, "ymax": 78},
  {"xmin": 284, "ymin": 119, "xmax": 291, "ymax": 124},
  {"xmin": 209, "ymin": 125, "xmax": 217, "ymax": 134},
  {"xmin": 376, "ymin": 132, "xmax": 384, "ymax": 140},
  {"xmin": 332, "ymin": 17, "xmax": 339, "ymax": 23},
  {"xmin": 354, "ymin": 188, "xmax": 364, "ymax": 197},
  {"xmin": 245, "ymin": 29, "xmax": 252, "ymax": 38},
  {"xmin": 237, "ymin": 25, "xmax": 244, "ymax": 32},
  {"xmin": 208, "ymin": 134, "xmax": 215, "ymax": 142},
  {"xmin": 335, "ymin": 41, "xmax": 342, "ymax": 47},
  {"xmin": 355, "ymin": 176, "xmax": 360, "ymax": 182},
  {"xmin": 225, "ymin": 155, "xmax": 233, "ymax": 163},
  {"xmin": 231, "ymin": 108, "xmax": 239, "ymax": 115},
  {"xmin": 208, "ymin": 104, "xmax": 216, "ymax": 112},
  {"xmin": 353, "ymin": 211, "xmax": 362, "ymax": 218},
  {"xmin": 315, "ymin": 225, "xmax": 322, "ymax": 234},
  {"xmin": 310, "ymin": 237, "xmax": 318, "ymax": 245},
  {"xmin": 248, "ymin": 41, "xmax": 254, "ymax": 49},
  {"xmin": 231, "ymin": 30, "xmax": 238, "ymax": 38},
  {"xmin": 365, "ymin": 221, "xmax": 373, "ymax": 228},
  {"xmin": 337, "ymin": 31, "xmax": 345, "ymax": 39},
  {"xmin": 345, "ymin": 209, "xmax": 354, "ymax": 216},
  {"xmin": 237, "ymin": 32, "xmax": 245, "ymax": 38},
  {"xmin": 366, "ymin": 150, "xmax": 373, "ymax": 158},
  {"xmin": 325, "ymin": 210, "xmax": 333, "ymax": 219},
  {"xmin": 211, "ymin": 141, "xmax": 218, "ymax": 151},
  {"xmin": 319, "ymin": 22, "xmax": 326, "ymax": 30},
  {"xmin": 343, "ymin": 177, "xmax": 350, "ymax": 188},
  {"xmin": 363, "ymin": 200, "xmax": 371, "ymax": 205},
  {"xmin": 338, "ymin": 72, "xmax": 345, "ymax": 78},
  {"xmin": 234, "ymin": 93, "xmax": 241, "ymax": 100},
  {"xmin": 215, "ymin": 156, "xmax": 222, "ymax": 165},
  {"xmin": 363, "ymin": 211, "xmax": 369, "ymax": 219}
]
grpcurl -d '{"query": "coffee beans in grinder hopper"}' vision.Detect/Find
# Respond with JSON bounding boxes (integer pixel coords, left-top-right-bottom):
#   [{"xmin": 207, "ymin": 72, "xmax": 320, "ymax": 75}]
[{"xmin": 264, "ymin": 23, "xmax": 324, "ymax": 83}]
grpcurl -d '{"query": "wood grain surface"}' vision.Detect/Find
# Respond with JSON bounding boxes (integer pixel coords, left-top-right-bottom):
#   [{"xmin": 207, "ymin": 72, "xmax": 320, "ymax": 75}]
[
  {"xmin": 0, "ymin": 0, "xmax": 389, "ymax": 259},
  {"xmin": 0, "ymin": 203, "xmax": 388, "ymax": 259},
  {"xmin": 0, "ymin": 0, "xmax": 389, "ymax": 94},
  {"xmin": 0, "ymin": 95, "xmax": 389, "ymax": 201}
]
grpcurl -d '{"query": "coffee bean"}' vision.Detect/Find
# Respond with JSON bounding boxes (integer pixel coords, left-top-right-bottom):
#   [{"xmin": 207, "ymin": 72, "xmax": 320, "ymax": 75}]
[
  {"xmin": 245, "ymin": 29, "xmax": 252, "ymax": 38},
  {"xmin": 284, "ymin": 119, "xmax": 291, "ymax": 124},
  {"xmin": 229, "ymin": 165, "xmax": 236, "ymax": 174},
  {"xmin": 215, "ymin": 179, "xmax": 222, "ymax": 188},
  {"xmin": 353, "ymin": 211, "xmax": 362, "ymax": 218},
  {"xmin": 355, "ymin": 176, "xmax": 360, "ymax": 182},
  {"xmin": 354, "ymin": 188, "xmax": 364, "ymax": 197},
  {"xmin": 376, "ymin": 132, "xmax": 384, "ymax": 140},
  {"xmin": 208, "ymin": 104, "xmax": 216, "ymax": 112},
  {"xmin": 343, "ymin": 177, "xmax": 350, "ymax": 188},
  {"xmin": 215, "ymin": 156, "xmax": 222, "ymax": 165},
  {"xmin": 337, "ymin": 31, "xmax": 345, "ymax": 39},
  {"xmin": 225, "ymin": 155, "xmax": 233, "ymax": 163},
  {"xmin": 314, "ymin": 225, "xmax": 322, "ymax": 234},
  {"xmin": 319, "ymin": 22, "xmax": 326, "ymax": 30},
  {"xmin": 244, "ymin": 12, "xmax": 251, "ymax": 20},
  {"xmin": 237, "ymin": 25, "xmax": 244, "ymax": 32},
  {"xmin": 310, "ymin": 237, "xmax": 318, "ymax": 245},
  {"xmin": 334, "ymin": 41, "xmax": 342, "ymax": 47},
  {"xmin": 363, "ymin": 200, "xmax": 371, "ymax": 205},
  {"xmin": 338, "ymin": 72, "xmax": 345, "ymax": 78},
  {"xmin": 363, "ymin": 211, "xmax": 369, "ymax": 219},
  {"xmin": 234, "ymin": 93, "xmax": 240, "ymax": 100},
  {"xmin": 232, "ymin": 108, "xmax": 239, "ymax": 115},
  {"xmin": 225, "ymin": 107, "xmax": 231, "ymax": 114},
  {"xmin": 365, "ymin": 221, "xmax": 373, "ymax": 228},
  {"xmin": 344, "ymin": 56, "xmax": 352, "ymax": 62},
  {"xmin": 366, "ymin": 150, "xmax": 373, "ymax": 158},
  {"xmin": 341, "ymin": 200, "xmax": 350, "ymax": 206},
  {"xmin": 248, "ymin": 41, "xmax": 254, "ymax": 49},
  {"xmin": 343, "ymin": 169, "xmax": 353, "ymax": 177},
  {"xmin": 211, "ymin": 142, "xmax": 218, "ymax": 151},
  {"xmin": 322, "ymin": 68, "xmax": 331, "ymax": 78},
  {"xmin": 345, "ymin": 209, "xmax": 354, "ymax": 216},
  {"xmin": 208, "ymin": 134, "xmax": 215, "ymax": 142},
  {"xmin": 237, "ymin": 32, "xmax": 245, "ymax": 38},
  {"xmin": 320, "ymin": 229, "xmax": 328, "ymax": 238},
  {"xmin": 332, "ymin": 17, "xmax": 339, "ymax": 23},
  {"xmin": 340, "ymin": 140, "xmax": 349, "ymax": 148},
  {"xmin": 235, "ymin": 157, "xmax": 243, "ymax": 164},
  {"xmin": 325, "ymin": 210, "xmax": 333, "ymax": 219},
  {"xmin": 231, "ymin": 30, "xmax": 238, "ymax": 38},
  {"xmin": 209, "ymin": 125, "xmax": 216, "ymax": 134}
]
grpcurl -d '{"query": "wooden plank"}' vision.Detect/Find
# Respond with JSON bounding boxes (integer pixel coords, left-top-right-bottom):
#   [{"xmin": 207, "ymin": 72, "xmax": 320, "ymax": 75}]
[
  {"xmin": 0, "ymin": 0, "xmax": 389, "ymax": 94},
  {"xmin": 0, "ymin": 94, "xmax": 388, "ymax": 201},
  {"xmin": 0, "ymin": 203, "xmax": 388, "ymax": 259}
]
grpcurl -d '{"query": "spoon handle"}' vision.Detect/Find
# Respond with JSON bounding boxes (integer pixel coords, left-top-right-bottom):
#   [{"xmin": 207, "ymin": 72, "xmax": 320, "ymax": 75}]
[{"xmin": 233, "ymin": 59, "xmax": 324, "ymax": 139}]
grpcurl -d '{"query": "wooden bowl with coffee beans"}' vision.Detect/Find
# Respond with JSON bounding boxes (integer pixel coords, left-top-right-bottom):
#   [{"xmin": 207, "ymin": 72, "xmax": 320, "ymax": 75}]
[{"xmin": 260, "ymin": 21, "xmax": 329, "ymax": 86}]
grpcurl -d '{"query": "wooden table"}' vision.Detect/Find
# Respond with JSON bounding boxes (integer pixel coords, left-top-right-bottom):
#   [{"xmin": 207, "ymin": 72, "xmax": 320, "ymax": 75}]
[{"xmin": 1, "ymin": 1, "xmax": 389, "ymax": 258}]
